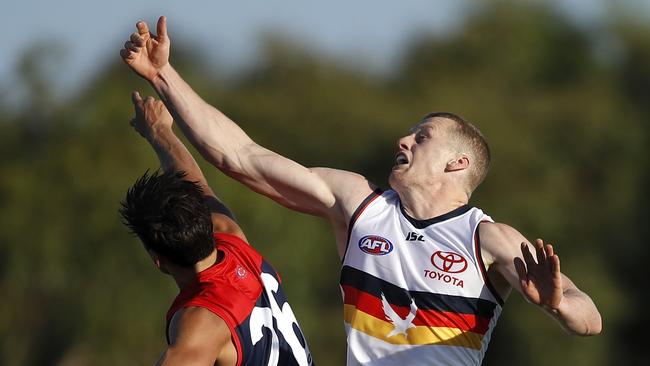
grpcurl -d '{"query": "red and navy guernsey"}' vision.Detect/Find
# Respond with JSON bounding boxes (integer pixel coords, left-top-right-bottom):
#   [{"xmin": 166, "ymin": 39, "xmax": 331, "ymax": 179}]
[{"xmin": 166, "ymin": 233, "xmax": 314, "ymax": 366}]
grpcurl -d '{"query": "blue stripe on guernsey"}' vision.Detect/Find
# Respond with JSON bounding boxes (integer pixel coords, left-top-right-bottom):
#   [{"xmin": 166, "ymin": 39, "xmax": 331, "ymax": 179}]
[
  {"xmin": 236, "ymin": 261, "xmax": 313, "ymax": 366},
  {"xmin": 399, "ymin": 203, "xmax": 473, "ymax": 229},
  {"xmin": 340, "ymin": 265, "xmax": 498, "ymax": 319}
]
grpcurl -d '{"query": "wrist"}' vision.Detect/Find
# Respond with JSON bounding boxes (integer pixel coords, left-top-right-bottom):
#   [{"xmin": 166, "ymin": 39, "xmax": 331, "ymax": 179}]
[
  {"xmin": 150, "ymin": 63, "xmax": 174, "ymax": 90},
  {"xmin": 541, "ymin": 303, "xmax": 561, "ymax": 317},
  {"xmin": 146, "ymin": 124, "xmax": 174, "ymax": 144}
]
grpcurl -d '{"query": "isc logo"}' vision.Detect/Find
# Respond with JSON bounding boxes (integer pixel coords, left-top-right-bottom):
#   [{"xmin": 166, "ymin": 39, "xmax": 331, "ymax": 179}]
[{"xmin": 358, "ymin": 235, "xmax": 393, "ymax": 255}]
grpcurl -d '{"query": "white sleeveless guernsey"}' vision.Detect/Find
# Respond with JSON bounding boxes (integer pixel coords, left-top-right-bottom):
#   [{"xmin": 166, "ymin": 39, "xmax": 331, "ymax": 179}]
[{"xmin": 340, "ymin": 190, "xmax": 503, "ymax": 366}]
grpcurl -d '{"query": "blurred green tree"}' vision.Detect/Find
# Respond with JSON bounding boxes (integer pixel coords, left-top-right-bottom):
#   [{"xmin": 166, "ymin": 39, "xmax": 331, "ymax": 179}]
[{"xmin": 0, "ymin": 1, "xmax": 647, "ymax": 365}]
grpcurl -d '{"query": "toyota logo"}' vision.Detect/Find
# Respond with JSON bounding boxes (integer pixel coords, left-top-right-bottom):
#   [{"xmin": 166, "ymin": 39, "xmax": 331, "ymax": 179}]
[{"xmin": 431, "ymin": 251, "xmax": 468, "ymax": 273}]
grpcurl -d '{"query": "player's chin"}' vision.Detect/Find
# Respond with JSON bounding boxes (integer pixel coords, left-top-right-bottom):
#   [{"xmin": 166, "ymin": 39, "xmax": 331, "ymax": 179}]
[{"xmin": 388, "ymin": 170, "xmax": 403, "ymax": 190}]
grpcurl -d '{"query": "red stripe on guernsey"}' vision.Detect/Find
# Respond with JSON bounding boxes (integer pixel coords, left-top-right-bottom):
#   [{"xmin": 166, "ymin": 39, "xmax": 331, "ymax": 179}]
[
  {"xmin": 342, "ymin": 285, "xmax": 491, "ymax": 334},
  {"xmin": 349, "ymin": 189, "xmax": 383, "ymax": 229},
  {"xmin": 342, "ymin": 189, "xmax": 383, "ymax": 263}
]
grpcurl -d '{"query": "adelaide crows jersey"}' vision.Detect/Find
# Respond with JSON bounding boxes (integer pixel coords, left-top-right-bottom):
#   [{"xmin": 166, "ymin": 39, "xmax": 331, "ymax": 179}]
[
  {"xmin": 167, "ymin": 233, "xmax": 313, "ymax": 366},
  {"xmin": 340, "ymin": 190, "xmax": 503, "ymax": 365}
]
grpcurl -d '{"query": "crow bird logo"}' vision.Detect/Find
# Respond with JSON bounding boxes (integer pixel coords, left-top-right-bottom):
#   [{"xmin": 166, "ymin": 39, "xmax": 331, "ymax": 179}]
[{"xmin": 381, "ymin": 292, "xmax": 418, "ymax": 338}]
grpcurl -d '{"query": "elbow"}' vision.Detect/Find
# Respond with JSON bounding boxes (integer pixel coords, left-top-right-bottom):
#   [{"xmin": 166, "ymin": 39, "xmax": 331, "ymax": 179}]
[
  {"xmin": 586, "ymin": 314, "xmax": 603, "ymax": 336},
  {"xmin": 208, "ymin": 141, "xmax": 256, "ymax": 173},
  {"xmin": 569, "ymin": 314, "xmax": 603, "ymax": 337}
]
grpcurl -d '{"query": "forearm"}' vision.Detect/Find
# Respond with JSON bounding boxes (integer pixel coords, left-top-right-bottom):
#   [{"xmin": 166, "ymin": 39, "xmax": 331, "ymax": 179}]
[
  {"xmin": 147, "ymin": 127, "xmax": 215, "ymax": 197},
  {"xmin": 147, "ymin": 127, "xmax": 237, "ymax": 220},
  {"xmin": 147, "ymin": 64, "xmax": 341, "ymax": 217},
  {"xmin": 549, "ymin": 288, "xmax": 602, "ymax": 336},
  {"xmin": 149, "ymin": 64, "xmax": 253, "ymax": 171}
]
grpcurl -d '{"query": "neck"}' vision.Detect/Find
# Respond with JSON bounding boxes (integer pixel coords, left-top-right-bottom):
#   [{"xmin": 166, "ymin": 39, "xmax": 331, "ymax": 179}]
[
  {"xmin": 170, "ymin": 249, "xmax": 220, "ymax": 290},
  {"xmin": 397, "ymin": 182, "xmax": 469, "ymax": 220}
]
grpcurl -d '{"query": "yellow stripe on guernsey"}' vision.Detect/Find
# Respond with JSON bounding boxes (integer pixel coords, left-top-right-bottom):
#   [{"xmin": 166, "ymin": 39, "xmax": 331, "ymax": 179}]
[{"xmin": 343, "ymin": 305, "xmax": 483, "ymax": 349}]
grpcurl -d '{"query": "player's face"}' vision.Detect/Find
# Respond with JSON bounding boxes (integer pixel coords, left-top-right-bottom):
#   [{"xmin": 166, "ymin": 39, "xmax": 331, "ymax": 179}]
[{"xmin": 388, "ymin": 118, "xmax": 456, "ymax": 191}]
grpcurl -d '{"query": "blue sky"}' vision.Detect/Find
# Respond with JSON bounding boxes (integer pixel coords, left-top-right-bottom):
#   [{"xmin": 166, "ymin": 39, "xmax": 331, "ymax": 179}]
[{"xmin": 1, "ymin": 0, "xmax": 648, "ymax": 98}]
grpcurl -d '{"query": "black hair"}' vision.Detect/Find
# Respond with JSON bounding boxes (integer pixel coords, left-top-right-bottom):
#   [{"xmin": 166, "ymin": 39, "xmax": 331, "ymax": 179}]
[{"xmin": 119, "ymin": 170, "xmax": 214, "ymax": 267}]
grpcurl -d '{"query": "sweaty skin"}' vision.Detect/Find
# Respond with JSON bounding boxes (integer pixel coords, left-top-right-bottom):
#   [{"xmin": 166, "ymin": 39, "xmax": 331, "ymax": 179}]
[
  {"xmin": 131, "ymin": 94, "xmax": 241, "ymax": 365},
  {"xmin": 121, "ymin": 16, "xmax": 601, "ymax": 339}
]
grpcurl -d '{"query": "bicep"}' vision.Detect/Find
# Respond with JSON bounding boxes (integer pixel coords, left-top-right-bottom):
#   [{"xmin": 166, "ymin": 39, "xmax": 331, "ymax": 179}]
[
  {"xmin": 479, "ymin": 222, "xmax": 532, "ymax": 291},
  {"xmin": 226, "ymin": 143, "xmax": 375, "ymax": 220}
]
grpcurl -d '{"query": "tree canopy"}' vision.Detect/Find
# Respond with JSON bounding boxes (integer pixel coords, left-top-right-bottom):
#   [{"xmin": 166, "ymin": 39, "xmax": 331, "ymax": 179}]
[{"xmin": 1, "ymin": 2, "xmax": 647, "ymax": 365}]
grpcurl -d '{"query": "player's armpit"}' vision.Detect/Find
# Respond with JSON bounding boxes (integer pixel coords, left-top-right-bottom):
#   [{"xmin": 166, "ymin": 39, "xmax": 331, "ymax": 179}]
[{"xmin": 159, "ymin": 307, "xmax": 234, "ymax": 366}]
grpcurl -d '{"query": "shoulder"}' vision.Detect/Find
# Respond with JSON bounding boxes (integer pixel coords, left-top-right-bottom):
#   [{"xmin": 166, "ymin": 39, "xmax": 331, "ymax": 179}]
[
  {"xmin": 311, "ymin": 167, "xmax": 378, "ymax": 220},
  {"xmin": 171, "ymin": 306, "xmax": 230, "ymax": 333},
  {"xmin": 211, "ymin": 213, "xmax": 248, "ymax": 242},
  {"xmin": 479, "ymin": 221, "xmax": 523, "ymax": 241},
  {"xmin": 478, "ymin": 221, "xmax": 528, "ymax": 264},
  {"xmin": 166, "ymin": 307, "xmax": 232, "ymax": 361}
]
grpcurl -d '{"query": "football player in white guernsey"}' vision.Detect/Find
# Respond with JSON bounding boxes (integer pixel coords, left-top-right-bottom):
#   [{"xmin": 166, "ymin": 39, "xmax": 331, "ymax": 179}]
[{"xmin": 120, "ymin": 16, "xmax": 602, "ymax": 365}]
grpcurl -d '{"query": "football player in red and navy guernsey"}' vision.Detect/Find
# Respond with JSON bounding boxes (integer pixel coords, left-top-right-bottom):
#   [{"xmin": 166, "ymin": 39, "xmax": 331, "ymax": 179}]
[{"xmin": 119, "ymin": 93, "xmax": 314, "ymax": 366}]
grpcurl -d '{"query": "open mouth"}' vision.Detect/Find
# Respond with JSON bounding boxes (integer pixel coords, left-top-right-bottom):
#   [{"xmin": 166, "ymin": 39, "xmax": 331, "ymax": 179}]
[{"xmin": 394, "ymin": 152, "xmax": 409, "ymax": 166}]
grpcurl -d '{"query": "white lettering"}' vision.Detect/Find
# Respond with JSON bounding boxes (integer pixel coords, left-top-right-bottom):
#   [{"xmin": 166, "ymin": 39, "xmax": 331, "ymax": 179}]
[{"xmin": 360, "ymin": 238, "xmax": 382, "ymax": 250}]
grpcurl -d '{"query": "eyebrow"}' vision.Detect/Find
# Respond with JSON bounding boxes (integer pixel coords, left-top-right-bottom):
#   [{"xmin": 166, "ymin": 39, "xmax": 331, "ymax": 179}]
[{"xmin": 409, "ymin": 124, "xmax": 435, "ymax": 134}]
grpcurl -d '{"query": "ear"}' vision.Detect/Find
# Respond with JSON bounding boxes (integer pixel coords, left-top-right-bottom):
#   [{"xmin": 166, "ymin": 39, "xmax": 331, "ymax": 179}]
[
  {"xmin": 445, "ymin": 155, "xmax": 470, "ymax": 172},
  {"xmin": 147, "ymin": 249, "xmax": 166, "ymax": 272}
]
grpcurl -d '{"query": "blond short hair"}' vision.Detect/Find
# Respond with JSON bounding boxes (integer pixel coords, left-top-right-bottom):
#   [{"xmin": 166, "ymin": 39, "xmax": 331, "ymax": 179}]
[{"xmin": 422, "ymin": 112, "xmax": 491, "ymax": 193}]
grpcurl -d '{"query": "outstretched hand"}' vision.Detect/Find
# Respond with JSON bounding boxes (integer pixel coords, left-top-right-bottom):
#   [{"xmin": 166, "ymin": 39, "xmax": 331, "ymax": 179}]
[
  {"xmin": 130, "ymin": 91, "xmax": 173, "ymax": 140},
  {"xmin": 120, "ymin": 16, "xmax": 170, "ymax": 81},
  {"xmin": 513, "ymin": 238, "xmax": 563, "ymax": 311}
]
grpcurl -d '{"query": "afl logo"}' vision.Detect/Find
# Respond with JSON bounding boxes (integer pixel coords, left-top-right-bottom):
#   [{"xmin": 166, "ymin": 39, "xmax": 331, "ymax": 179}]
[
  {"xmin": 358, "ymin": 235, "xmax": 393, "ymax": 256},
  {"xmin": 431, "ymin": 251, "xmax": 468, "ymax": 273}
]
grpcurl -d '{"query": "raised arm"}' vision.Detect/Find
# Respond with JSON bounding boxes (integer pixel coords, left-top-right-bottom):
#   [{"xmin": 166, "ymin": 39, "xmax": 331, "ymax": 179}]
[
  {"xmin": 120, "ymin": 17, "xmax": 374, "ymax": 232},
  {"xmin": 479, "ymin": 222, "xmax": 602, "ymax": 336},
  {"xmin": 130, "ymin": 91, "xmax": 245, "ymax": 239}
]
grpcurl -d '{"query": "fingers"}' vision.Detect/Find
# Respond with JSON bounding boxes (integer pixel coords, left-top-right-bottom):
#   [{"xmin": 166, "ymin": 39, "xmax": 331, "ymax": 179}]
[
  {"xmin": 550, "ymin": 249, "xmax": 561, "ymax": 276},
  {"xmin": 132, "ymin": 91, "xmax": 144, "ymax": 120},
  {"xmin": 132, "ymin": 91, "xmax": 143, "ymax": 104},
  {"xmin": 130, "ymin": 32, "xmax": 145, "ymax": 47},
  {"xmin": 133, "ymin": 92, "xmax": 157, "ymax": 109},
  {"xmin": 124, "ymin": 40, "xmax": 139, "ymax": 53},
  {"xmin": 520, "ymin": 242, "xmax": 536, "ymax": 267},
  {"xmin": 120, "ymin": 38, "xmax": 140, "ymax": 62},
  {"xmin": 136, "ymin": 21, "xmax": 150, "ymax": 36},
  {"xmin": 534, "ymin": 238, "xmax": 547, "ymax": 263},
  {"xmin": 545, "ymin": 243, "xmax": 554, "ymax": 257},
  {"xmin": 119, "ymin": 48, "xmax": 133, "ymax": 61},
  {"xmin": 157, "ymin": 16, "xmax": 168, "ymax": 39},
  {"xmin": 545, "ymin": 244, "xmax": 555, "ymax": 271},
  {"xmin": 513, "ymin": 257, "xmax": 528, "ymax": 286},
  {"xmin": 551, "ymin": 255, "xmax": 562, "ymax": 279}
]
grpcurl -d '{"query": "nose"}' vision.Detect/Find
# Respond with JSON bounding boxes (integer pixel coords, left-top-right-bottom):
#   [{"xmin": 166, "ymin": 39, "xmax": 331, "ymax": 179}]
[{"xmin": 397, "ymin": 134, "xmax": 413, "ymax": 151}]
